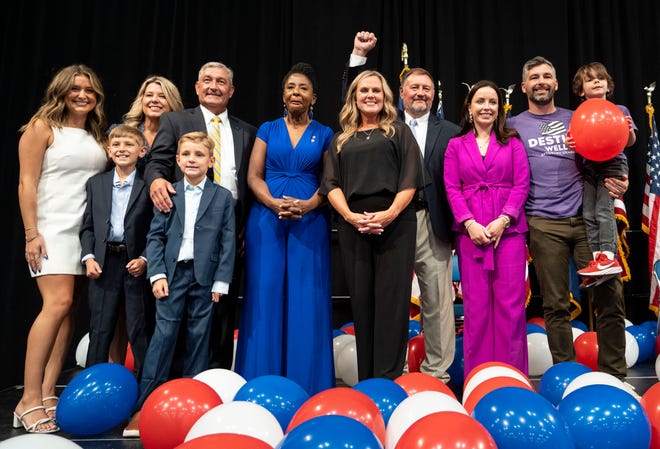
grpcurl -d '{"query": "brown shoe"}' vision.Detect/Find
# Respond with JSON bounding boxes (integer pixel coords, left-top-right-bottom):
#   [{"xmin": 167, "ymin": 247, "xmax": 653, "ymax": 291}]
[{"xmin": 122, "ymin": 411, "xmax": 140, "ymax": 438}]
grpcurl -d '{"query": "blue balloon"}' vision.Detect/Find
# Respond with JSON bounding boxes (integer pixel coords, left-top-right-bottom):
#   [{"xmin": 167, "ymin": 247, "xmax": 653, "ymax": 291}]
[
  {"xmin": 57, "ymin": 363, "xmax": 137, "ymax": 436},
  {"xmin": 472, "ymin": 387, "xmax": 574, "ymax": 449},
  {"xmin": 558, "ymin": 384, "xmax": 651, "ymax": 449},
  {"xmin": 340, "ymin": 321, "xmax": 354, "ymax": 331},
  {"xmin": 276, "ymin": 415, "xmax": 382, "ymax": 449},
  {"xmin": 234, "ymin": 374, "xmax": 309, "ymax": 431},
  {"xmin": 538, "ymin": 361, "xmax": 592, "ymax": 406},
  {"xmin": 408, "ymin": 320, "xmax": 421, "ymax": 339},
  {"xmin": 452, "ymin": 254, "xmax": 461, "ymax": 282},
  {"xmin": 640, "ymin": 320, "xmax": 658, "ymax": 334},
  {"xmin": 571, "ymin": 320, "xmax": 588, "ymax": 332},
  {"xmin": 352, "ymin": 377, "xmax": 408, "ymax": 425},
  {"xmin": 526, "ymin": 323, "xmax": 547, "ymax": 334},
  {"xmin": 332, "ymin": 329, "xmax": 345, "ymax": 339},
  {"xmin": 627, "ymin": 324, "xmax": 655, "ymax": 362},
  {"xmin": 447, "ymin": 334, "xmax": 464, "ymax": 387}
]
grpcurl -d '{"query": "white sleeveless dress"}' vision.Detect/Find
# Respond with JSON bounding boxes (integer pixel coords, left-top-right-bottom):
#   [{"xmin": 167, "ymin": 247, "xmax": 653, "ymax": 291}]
[{"xmin": 30, "ymin": 127, "xmax": 107, "ymax": 277}]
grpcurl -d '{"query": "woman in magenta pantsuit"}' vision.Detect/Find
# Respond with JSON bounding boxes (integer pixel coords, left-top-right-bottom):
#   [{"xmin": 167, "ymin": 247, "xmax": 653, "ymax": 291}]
[{"xmin": 444, "ymin": 80, "xmax": 530, "ymax": 377}]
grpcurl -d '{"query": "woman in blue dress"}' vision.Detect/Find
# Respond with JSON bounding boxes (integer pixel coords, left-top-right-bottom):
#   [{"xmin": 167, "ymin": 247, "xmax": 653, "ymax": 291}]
[{"xmin": 235, "ymin": 62, "xmax": 335, "ymax": 394}]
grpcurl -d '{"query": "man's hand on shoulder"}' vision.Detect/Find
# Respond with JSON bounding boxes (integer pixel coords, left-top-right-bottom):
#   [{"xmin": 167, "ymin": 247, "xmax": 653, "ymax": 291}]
[{"xmin": 353, "ymin": 31, "xmax": 377, "ymax": 57}]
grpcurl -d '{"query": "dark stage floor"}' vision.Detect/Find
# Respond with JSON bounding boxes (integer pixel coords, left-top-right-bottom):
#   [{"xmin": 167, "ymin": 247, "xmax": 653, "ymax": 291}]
[{"xmin": 0, "ymin": 360, "xmax": 657, "ymax": 448}]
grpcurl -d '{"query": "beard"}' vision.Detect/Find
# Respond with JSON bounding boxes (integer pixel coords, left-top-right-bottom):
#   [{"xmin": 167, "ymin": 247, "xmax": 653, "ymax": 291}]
[
  {"xmin": 528, "ymin": 86, "xmax": 555, "ymax": 106},
  {"xmin": 405, "ymin": 99, "xmax": 431, "ymax": 116}
]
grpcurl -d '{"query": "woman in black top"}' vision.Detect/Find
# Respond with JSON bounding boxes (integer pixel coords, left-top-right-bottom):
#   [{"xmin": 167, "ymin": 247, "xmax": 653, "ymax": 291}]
[{"xmin": 321, "ymin": 70, "xmax": 421, "ymax": 380}]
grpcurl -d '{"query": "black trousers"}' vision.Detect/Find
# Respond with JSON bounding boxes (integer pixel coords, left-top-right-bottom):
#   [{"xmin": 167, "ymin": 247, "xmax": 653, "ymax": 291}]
[
  {"xmin": 86, "ymin": 250, "xmax": 150, "ymax": 379},
  {"xmin": 337, "ymin": 195, "xmax": 417, "ymax": 380}
]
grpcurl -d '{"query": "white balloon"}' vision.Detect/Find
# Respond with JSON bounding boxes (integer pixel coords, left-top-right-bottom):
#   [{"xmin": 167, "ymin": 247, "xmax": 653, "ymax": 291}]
[
  {"xmin": 655, "ymin": 353, "xmax": 660, "ymax": 380},
  {"xmin": 75, "ymin": 332, "xmax": 89, "ymax": 368},
  {"xmin": 527, "ymin": 332, "xmax": 554, "ymax": 376},
  {"xmin": 624, "ymin": 318, "xmax": 634, "ymax": 328},
  {"xmin": 562, "ymin": 371, "xmax": 625, "ymax": 399},
  {"xmin": 333, "ymin": 334, "xmax": 355, "ymax": 378},
  {"xmin": 193, "ymin": 368, "xmax": 246, "ymax": 402},
  {"xmin": 625, "ymin": 329, "xmax": 640, "ymax": 368},
  {"xmin": 571, "ymin": 327, "xmax": 585, "ymax": 342},
  {"xmin": 386, "ymin": 391, "xmax": 467, "ymax": 449},
  {"xmin": 0, "ymin": 434, "xmax": 83, "ymax": 449},
  {"xmin": 463, "ymin": 365, "xmax": 532, "ymax": 403},
  {"xmin": 336, "ymin": 339, "xmax": 359, "ymax": 386},
  {"xmin": 185, "ymin": 400, "xmax": 283, "ymax": 447}
]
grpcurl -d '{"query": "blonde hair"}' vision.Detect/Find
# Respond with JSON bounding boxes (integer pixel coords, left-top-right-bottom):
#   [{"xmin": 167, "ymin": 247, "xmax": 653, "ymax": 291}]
[
  {"xmin": 178, "ymin": 131, "xmax": 214, "ymax": 156},
  {"xmin": 123, "ymin": 75, "xmax": 184, "ymax": 127},
  {"xmin": 336, "ymin": 70, "xmax": 397, "ymax": 152},
  {"xmin": 108, "ymin": 124, "xmax": 148, "ymax": 147},
  {"xmin": 20, "ymin": 64, "xmax": 107, "ymax": 144}
]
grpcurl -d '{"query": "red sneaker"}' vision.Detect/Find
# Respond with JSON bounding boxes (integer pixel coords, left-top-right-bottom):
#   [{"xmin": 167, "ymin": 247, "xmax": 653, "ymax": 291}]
[
  {"xmin": 577, "ymin": 254, "xmax": 622, "ymax": 277},
  {"xmin": 579, "ymin": 273, "xmax": 619, "ymax": 288}
]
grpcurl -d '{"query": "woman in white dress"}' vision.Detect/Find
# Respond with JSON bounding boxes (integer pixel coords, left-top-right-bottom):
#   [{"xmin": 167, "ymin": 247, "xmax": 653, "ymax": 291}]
[{"xmin": 16, "ymin": 64, "xmax": 108, "ymax": 433}]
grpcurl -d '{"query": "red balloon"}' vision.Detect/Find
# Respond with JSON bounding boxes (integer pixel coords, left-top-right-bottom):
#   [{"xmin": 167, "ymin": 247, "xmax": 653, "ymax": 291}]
[
  {"xmin": 286, "ymin": 387, "xmax": 386, "ymax": 445},
  {"xmin": 462, "ymin": 376, "xmax": 534, "ymax": 415},
  {"xmin": 407, "ymin": 334, "xmax": 425, "ymax": 373},
  {"xmin": 527, "ymin": 317, "xmax": 546, "ymax": 329},
  {"xmin": 124, "ymin": 343, "xmax": 135, "ymax": 373},
  {"xmin": 175, "ymin": 433, "xmax": 272, "ymax": 449},
  {"xmin": 394, "ymin": 372, "xmax": 457, "ymax": 400},
  {"xmin": 574, "ymin": 331, "xmax": 599, "ymax": 371},
  {"xmin": 570, "ymin": 98, "xmax": 629, "ymax": 162},
  {"xmin": 395, "ymin": 411, "xmax": 497, "ymax": 449},
  {"xmin": 640, "ymin": 382, "xmax": 660, "ymax": 449},
  {"xmin": 342, "ymin": 325, "xmax": 355, "ymax": 336},
  {"xmin": 463, "ymin": 361, "xmax": 529, "ymax": 392},
  {"xmin": 140, "ymin": 378, "xmax": 223, "ymax": 449}
]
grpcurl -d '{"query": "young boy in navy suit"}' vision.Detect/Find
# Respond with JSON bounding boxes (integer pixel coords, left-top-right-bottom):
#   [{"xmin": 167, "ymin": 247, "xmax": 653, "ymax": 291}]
[
  {"xmin": 124, "ymin": 131, "xmax": 236, "ymax": 437},
  {"xmin": 80, "ymin": 125, "xmax": 153, "ymax": 378}
]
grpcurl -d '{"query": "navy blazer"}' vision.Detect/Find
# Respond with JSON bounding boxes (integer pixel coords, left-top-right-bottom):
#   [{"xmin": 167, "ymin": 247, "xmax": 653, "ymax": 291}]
[
  {"xmin": 79, "ymin": 169, "xmax": 153, "ymax": 268},
  {"xmin": 342, "ymin": 61, "xmax": 460, "ymax": 243},
  {"xmin": 146, "ymin": 180, "xmax": 236, "ymax": 288},
  {"xmin": 144, "ymin": 106, "xmax": 257, "ymax": 230}
]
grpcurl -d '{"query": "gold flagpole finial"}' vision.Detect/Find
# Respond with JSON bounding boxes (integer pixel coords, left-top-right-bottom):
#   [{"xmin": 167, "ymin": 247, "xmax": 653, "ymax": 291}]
[
  {"xmin": 645, "ymin": 82, "xmax": 656, "ymax": 130},
  {"xmin": 399, "ymin": 43, "xmax": 410, "ymax": 82},
  {"xmin": 502, "ymin": 84, "xmax": 515, "ymax": 116}
]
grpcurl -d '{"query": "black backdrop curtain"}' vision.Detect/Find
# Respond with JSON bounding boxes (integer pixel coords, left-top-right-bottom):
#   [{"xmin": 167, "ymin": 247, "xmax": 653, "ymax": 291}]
[{"xmin": 1, "ymin": 0, "xmax": 658, "ymax": 388}]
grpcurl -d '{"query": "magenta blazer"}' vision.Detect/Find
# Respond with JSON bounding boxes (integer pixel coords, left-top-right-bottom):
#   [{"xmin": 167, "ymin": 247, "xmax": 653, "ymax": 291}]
[{"xmin": 444, "ymin": 132, "xmax": 530, "ymax": 235}]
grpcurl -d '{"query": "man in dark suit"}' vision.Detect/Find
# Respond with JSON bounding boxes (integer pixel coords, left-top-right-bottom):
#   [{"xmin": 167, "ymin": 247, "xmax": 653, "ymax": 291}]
[
  {"xmin": 343, "ymin": 32, "xmax": 459, "ymax": 383},
  {"xmin": 144, "ymin": 61, "xmax": 256, "ymax": 370},
  {"xmin": 79, "ymin": 125, "xmax": 154, "ymax": 379}
]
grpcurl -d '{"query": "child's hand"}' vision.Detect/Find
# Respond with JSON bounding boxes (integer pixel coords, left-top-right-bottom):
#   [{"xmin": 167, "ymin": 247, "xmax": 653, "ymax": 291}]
[
  {"xmin": 126, "ymin": 258, "xmax": 146, "ymax": 277},
  {"xmin": 85, "ymin": 258, "xmax": 102, "ymax": 279},
  {"xmin": 565, "ymin": 130, "xmax": 576, "ymax": 150},
  {"xmin": 211, "ymin": 292, "xmax": 223, "ymax": 302},
  {"xmin": 152, "ymin": 279, "xmax": 169, "ymax": 299}
]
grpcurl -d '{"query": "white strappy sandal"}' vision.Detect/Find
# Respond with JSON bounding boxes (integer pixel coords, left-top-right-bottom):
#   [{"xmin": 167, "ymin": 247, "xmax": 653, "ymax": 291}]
[
  {"xmin": 12, "ymin": 405, "xmax": 59, "ymax": 433},
  {"xmin": 42, "ymin": 396, "xmax": 59, "ymax": 419}
]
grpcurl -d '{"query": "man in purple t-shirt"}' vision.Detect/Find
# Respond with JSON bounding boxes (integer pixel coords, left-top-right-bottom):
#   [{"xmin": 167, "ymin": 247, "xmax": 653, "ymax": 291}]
[{"xmin": 507, "ymin": 56, "xmax": 635, "ymax": 394}]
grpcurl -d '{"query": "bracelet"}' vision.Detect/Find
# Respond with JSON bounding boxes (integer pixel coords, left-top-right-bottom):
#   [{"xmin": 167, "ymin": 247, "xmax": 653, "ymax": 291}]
[
  {"xmin": 465, "ymin": 220, "xmax": 476, "ymax": 231},
  {"xmin": 24, "ymin": 226, "xmax": 37, "ymax": 232},
  {"xmin": 499, "ymin": 215, "xmax": 511, "ymax": 228},
  {"xmin": 25, "ymin": 233, "xmax": 40, "ymax": 243}
]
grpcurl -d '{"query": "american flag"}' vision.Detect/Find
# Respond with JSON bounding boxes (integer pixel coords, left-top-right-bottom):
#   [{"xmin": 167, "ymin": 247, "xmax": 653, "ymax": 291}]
[{"xmin": 642, "ymin": 110, "xmax": 660, "ymax": 313}]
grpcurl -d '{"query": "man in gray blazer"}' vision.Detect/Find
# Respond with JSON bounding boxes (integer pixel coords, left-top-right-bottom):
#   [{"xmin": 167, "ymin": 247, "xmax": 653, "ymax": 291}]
[{"xmin": 144, "ymin": 61, "xmax": 256, "ymax": 371}]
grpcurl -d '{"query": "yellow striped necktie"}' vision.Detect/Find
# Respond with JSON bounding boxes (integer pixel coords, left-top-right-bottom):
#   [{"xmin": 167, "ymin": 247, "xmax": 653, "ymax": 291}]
[{"xmin": 210, "ymin": 116, "xmax": 222, "ymax": 184}]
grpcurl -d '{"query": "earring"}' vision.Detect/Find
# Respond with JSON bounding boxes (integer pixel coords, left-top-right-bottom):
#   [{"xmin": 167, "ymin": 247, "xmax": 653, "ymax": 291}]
[
  {"xmin": 468, "ymin": 111, "xmax": 473, "ymax": 123},
  {"xmin": 283, "ymin": 103, "xmax": 288, "ymax": 117},
  {"xmin": 308, "ymin": 105, "xmax": 314, "ymax": 120}
]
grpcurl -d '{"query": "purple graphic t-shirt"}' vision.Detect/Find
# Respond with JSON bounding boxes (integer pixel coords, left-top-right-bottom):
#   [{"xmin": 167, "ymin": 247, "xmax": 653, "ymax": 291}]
[{"xmin": 507, "ymin": 108, "xmax": 583, "ymax": 219}]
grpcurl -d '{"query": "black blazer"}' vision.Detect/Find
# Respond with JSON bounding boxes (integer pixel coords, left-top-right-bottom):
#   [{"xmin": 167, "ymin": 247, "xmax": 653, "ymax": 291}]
[
  {"xmin": 341, "ymin": 61, "xmax": 460, "ymax": 243},
  {"xmin": 144, "ymin": 106, "xmax": 257, "ymax": 230},
  {"xmin": 79, "ymin": 169, "xmax": 154, "ymax": 268}
]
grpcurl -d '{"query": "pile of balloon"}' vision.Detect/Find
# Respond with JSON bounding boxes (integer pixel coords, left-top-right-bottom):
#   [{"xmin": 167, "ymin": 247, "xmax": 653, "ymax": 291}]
[{"xmin": 3, "ymin": 310, "xmax": 660, "ymax": 449}]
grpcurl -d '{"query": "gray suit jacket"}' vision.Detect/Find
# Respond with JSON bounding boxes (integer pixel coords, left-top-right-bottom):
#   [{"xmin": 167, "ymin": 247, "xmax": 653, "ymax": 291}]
[
  {"xmin": 80, "ymin": 169, "xmax": 153, "ymax": 268},
  {"xmin": 146, "ymin": 180, "xmax": 236, "ymax": 288}
]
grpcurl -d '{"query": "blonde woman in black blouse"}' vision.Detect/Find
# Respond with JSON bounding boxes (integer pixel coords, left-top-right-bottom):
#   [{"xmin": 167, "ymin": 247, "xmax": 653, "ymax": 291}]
[{"xmin": 321, "ymin": 70, "xmax": 421, "ymax": 380}]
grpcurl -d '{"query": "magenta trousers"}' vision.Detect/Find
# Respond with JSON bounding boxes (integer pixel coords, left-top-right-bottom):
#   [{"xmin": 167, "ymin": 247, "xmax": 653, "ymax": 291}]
[{"xmin": 456, "ymin": 232, "xmax": 528, "ymax": 378}]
